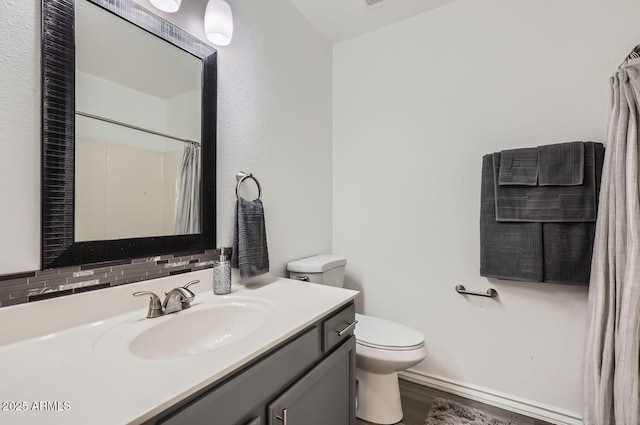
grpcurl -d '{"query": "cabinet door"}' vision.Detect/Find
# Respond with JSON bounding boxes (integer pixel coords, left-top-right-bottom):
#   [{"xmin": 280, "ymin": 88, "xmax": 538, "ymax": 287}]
[{"xmin": 268, "ymin": 336, "xmax": 355, "ymax": 425}]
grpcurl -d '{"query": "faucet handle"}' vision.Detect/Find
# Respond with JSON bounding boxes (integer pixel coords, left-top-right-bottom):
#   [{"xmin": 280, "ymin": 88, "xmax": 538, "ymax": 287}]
[
  {"xmin": 180, "ymin": 281, "xmax": 199, "ymax": 309},
  {"xmin": 183, "ymin": 280, "xmax": 200, "ymax": 290},
  {"xmin": 164, "ymin": 280, "xmax": 199, "ymax": 296},
  {"xmin": 133, "ymin": 291, "xmax": 164, "ymax": 318}
]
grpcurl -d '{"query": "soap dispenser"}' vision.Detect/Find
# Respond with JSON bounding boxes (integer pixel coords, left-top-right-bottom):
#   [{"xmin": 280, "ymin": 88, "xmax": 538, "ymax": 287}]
[{"xmin": 213, "ymin": 247, "xmax": 232, "ymax": 295}]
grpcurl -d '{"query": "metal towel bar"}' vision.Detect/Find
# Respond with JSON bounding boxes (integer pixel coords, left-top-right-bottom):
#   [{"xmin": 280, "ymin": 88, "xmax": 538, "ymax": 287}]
[
  {"xmin": 236, "ymin": 171, "xmax": 262, "ymax": 201},
  {"xmin": 455, "ymin": 284, "xmax": 498, "ymax": 298}
]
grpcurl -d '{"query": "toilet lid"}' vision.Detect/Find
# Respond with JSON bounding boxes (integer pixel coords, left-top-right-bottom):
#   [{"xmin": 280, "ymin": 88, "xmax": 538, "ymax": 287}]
[{"xmin": 354, "ymin": 313, "xmax": 425, "ymax": 350}]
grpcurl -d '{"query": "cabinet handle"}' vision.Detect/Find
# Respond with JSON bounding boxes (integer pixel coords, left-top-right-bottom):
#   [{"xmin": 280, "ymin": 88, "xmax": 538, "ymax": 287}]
[
  {"xmin": 275, "ymin": 408, "xmax": 288, "ymax": 424},
  {"xmin": 336, "ymin": 320, "xmax": 358, "ymax": 337}
]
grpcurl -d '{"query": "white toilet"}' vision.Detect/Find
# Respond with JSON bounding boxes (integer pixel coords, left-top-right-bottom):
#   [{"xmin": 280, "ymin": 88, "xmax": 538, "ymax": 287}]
[{"xmin": 287, "ymin": 254, "xmax": 428, "ymax": 425}]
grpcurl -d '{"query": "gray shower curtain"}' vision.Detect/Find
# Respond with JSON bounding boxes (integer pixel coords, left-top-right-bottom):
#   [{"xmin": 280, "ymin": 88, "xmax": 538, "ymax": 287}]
[
  {"xmin": 174, "ymin": 143, "xmax": 201, "ymax": 234},
  {"xmin": 583, "ymin": 60, "xmax": 640, "ymax": 425}
]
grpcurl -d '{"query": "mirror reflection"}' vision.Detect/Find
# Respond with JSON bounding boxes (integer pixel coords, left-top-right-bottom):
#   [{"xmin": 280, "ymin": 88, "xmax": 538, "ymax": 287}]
[{"xmin": 75, "ymin": 0, "xmax": 203, "ymax": 241}]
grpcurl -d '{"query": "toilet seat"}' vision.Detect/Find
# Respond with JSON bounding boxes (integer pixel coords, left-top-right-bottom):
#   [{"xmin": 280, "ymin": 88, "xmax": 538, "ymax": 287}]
[{"xmin": 355, "ymin": 313, "xmax": 425, "ymax": 351}]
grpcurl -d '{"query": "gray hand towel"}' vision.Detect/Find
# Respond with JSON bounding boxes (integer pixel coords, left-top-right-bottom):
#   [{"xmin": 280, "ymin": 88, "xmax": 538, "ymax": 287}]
[
  {"xmin": 494, "ymin": 142, "xmax": 601, "ymax": 222},
  {"xmin": 498, "ymin": 147, "xmax": 538, "ymax": 186},
  {"xmin": 232, "ymin": 199, "xmax": 269, "ymax": 279},
  {"xmin": 538, "ymin": 142, "xmax": 584, "ymax": 186},
  {"xmin": 480, "ymin": 154, "xmax": 543, "ymax": 282}
]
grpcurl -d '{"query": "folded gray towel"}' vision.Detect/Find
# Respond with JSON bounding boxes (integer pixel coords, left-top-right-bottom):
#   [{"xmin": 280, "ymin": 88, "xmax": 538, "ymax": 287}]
[
  {"xmin": 494, "ymin": 142, "xmax": 601, "ymax": 222},
  {"xmin": 498, "ymin": 147, "xmax": 538, "ymax": 186},
  {"xmin": 538, "ymin": 142, "xmax": 584, "ymax": 186},
  {"xmin": 543, "ymin": 222, "xmax": 594, "ymax": 285},
  {"xmin": 481, "ymin": 144, "xmax": 604, "ymax": 285},
  {"xmin": 541, "ymin": 143, "xmax": 603, "ymax": 285},
  {"xmin": 232, "ymin": 199, "xmax": 269, "ymax": 279},
  {"xmin": 480, "ymin": 154, "xmax": 543, "ymax": 282}
]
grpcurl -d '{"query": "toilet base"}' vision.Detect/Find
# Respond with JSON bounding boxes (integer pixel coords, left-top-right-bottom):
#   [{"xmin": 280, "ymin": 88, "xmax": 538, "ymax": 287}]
[{"xmin": 356, "ymin": 369, "xmax": 403, "ymax": 424}]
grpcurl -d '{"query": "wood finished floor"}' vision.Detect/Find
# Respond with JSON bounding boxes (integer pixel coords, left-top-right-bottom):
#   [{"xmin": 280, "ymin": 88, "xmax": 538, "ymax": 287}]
[{"xmin": 356, "ymin": 378, "xmax": 555, "ymax": 425}]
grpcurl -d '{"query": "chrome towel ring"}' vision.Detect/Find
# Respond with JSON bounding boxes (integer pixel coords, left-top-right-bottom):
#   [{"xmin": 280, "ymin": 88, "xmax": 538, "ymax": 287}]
[{"xmin": 235, "ymin": 171, "xmax": 262, "ymax": 201}]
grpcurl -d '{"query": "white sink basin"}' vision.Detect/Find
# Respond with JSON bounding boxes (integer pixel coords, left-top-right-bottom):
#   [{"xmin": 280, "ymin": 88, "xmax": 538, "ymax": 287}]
[
  {"xmin": 130, "ymin": 301, "xmax": 272, "ymax": 359},
  {"xmin": 94, "ymin": 298, "xmax": 274, "ymax": 361}
]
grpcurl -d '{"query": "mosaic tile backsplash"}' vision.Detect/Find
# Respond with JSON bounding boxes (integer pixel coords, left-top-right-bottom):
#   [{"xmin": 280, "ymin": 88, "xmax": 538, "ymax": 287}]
[{"xmin": 0, "ymin": 249, "xmax": 217, "ymax": 308}]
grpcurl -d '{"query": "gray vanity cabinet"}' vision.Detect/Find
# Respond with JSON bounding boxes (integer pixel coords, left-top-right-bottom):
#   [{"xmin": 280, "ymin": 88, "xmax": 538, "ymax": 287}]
[
  {"xmin": 149, "ymin": 302, "xmax": 356, "ymax": 425},
  {"xmin": 268, "ymin": 336, "xmax": 355, "ymax": 425}
]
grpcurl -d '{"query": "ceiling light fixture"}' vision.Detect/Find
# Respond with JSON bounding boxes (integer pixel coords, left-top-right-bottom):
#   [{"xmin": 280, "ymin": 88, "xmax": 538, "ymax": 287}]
[
  {"xmin": 148, "ymin": 0, "xmax": 234, "ymax": 47},
  {"xmin": 149, "ymin": 0, "xmax": 182, "ymax": 13},
  {"xmin": 204, "ymin": 0, "xmax": 234, "ymax": 46}
]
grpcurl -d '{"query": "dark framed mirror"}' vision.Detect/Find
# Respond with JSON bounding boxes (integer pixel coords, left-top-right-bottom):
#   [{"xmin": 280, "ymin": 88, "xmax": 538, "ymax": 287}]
[{"xmin": 41, "ymin": 0, "xmax": 217, "ymax": 269}]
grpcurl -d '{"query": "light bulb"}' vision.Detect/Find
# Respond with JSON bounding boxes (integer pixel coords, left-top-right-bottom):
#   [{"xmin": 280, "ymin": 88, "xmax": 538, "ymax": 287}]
[
  {"xmin": 149, "ymin": 0, "xmax": 181, "ymax": 13},
  {"xmin": 204, "ymin": 0, "xmax": 233, "ymax": 46}
]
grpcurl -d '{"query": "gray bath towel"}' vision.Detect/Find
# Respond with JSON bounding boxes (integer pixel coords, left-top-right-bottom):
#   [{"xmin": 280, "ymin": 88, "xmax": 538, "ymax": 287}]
[
  {"xmin": 232, "ymin": 199, "xmax": 270, "ymax": 279},
  {"xmin": 494, "ymin": 142, "xmax": 600, "ymax": 222},
  {"xmin": 594, "ymin": 142, "xmax": 605, "ymax": 196},
  {"xmin": 480, "ymin": 154, "xmax": 543, "ymax": 282},
  {"xmin": 538, "ymin": 142, "xmax": 584, "ymax": 186},
  {"xmin": 498, "ymin": 147, "xmax": 538, "ymax": 186},
  {"xmin": 542, "ymin": 223, "xmax": 595, "ymax": 285},
  {"xmin": 481, "ymin": 144, "xmax": 604, "ymax": 285},
  {"xmin": 541, "ymin": 143, "xmax": 603, "ymax": 285}
]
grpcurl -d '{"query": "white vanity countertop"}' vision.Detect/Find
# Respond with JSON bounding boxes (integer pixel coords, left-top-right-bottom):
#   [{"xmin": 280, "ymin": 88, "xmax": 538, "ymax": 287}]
[{"xmin": 0, "ymin": 271, "xmax": 357, "ymax": 425}]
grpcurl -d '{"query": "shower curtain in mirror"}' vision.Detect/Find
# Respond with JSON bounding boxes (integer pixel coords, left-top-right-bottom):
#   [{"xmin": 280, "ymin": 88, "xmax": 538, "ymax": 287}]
[
  {"xmin": 174, "ymin": 143, "xmax": 201, "ymax": 234},
  {"xmin": 583, "ymin": 60, "xmax": 640, "ymax": 425}
]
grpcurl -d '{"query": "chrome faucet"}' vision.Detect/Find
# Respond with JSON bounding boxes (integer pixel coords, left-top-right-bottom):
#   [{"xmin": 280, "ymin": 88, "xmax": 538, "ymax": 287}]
[
  {"xmin": 163, "ymin": 286, "xmax": 196, "ymax": 314},
  {"xmin": 133, "ymin": 280, "xmax": 200, "ymax": 318}
]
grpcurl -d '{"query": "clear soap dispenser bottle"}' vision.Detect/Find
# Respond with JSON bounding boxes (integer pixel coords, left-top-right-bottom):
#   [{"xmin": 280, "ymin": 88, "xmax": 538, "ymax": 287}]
[{"xmin": 213, "ymin": 247, "xmax": 232, "ymax": 295}]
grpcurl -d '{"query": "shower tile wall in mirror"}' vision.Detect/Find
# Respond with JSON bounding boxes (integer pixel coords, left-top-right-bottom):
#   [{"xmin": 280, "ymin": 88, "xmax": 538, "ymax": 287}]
[{"xmin": 0, "ymin": 250, "xmax": 217, "ymax": 307}]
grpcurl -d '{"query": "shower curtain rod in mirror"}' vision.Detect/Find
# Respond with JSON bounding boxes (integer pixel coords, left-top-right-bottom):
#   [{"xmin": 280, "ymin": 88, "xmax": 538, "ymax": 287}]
[{"xmin": 75, "ymin": 110, "xmax": 200, "ymax": 145}]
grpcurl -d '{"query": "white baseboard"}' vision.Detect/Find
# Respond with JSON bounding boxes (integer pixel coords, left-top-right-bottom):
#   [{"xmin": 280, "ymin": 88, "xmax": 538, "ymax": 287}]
[{"xmin": 399, "ymin": 369, "xmax": 583, "ymax": 425}]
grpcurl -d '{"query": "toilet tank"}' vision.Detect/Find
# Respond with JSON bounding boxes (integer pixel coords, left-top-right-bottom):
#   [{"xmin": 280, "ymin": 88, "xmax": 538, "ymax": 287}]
[{"xmin": 286, "ymin": 254, "xmax": 347, "ymax": 287}]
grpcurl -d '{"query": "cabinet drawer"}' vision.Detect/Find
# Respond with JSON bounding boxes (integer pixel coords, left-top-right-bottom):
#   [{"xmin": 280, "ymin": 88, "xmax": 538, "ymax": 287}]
[
  {"xmin": 158, "ymin": 327, "xmax": 321, "ymax": 425},
  {"xmin": 322, "ymin": 303, "xmax": 356, "ymax": 352}
]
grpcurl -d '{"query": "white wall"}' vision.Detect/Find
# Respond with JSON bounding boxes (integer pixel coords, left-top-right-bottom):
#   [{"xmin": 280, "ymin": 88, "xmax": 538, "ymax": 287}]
[
  {"xmin": 0, "ymin": 0, "xmax": 333, "ymax": 278},
  {"xmin": 166, "ymin": 89, "xmax": 201, "ymax": 143},
  {"xmin": 0, "ymin": 0, "xmax": 40, "ymax": 273},
  {"xmin": 216, "ymin": 0, "xmax": 333, "ymax": 275},
  {"xmin": 76, "ymin": 70, "xmax": 168, "ymax": 135},
  {"xmin": 333, "ymin": 0, "xmax": 640, "ymax": 420}
]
